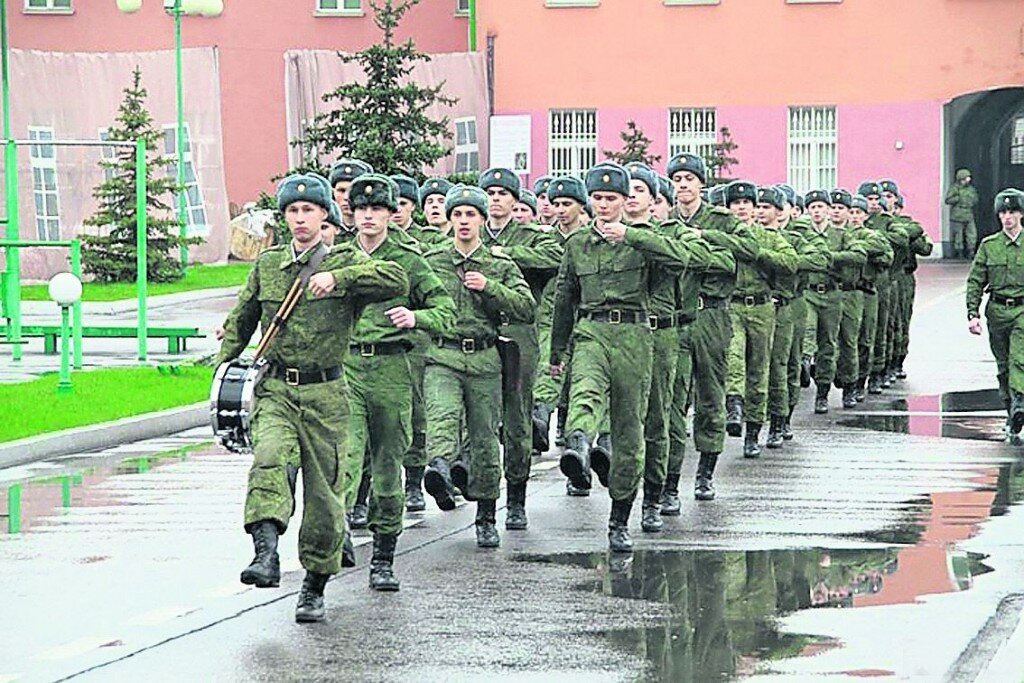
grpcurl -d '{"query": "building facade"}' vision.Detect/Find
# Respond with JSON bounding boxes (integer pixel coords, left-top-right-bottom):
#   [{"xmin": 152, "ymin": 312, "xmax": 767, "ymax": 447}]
[{"xmin": 477, "ymin": 0, "xmax": 1024, "ymax": 250}]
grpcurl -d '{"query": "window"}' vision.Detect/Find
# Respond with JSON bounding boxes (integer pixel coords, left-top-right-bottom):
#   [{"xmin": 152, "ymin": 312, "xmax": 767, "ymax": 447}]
[
  {"xmin": 1011, "ymin": 117, "xmax": 1024, "ymax": 166},
  {"xmin": 163, "ymin": 123, "xmax": 208, "ymax": 235},
  {"xmin": 545, "ymin": 0, "xmax": 599, "ymax": 7},
  {"xmin": 454, "ymin": 117, "xmax": 479, "ymax": 173},
  {"xmin": 99, "ymin": 129, "xmax": 118, "ymax": 183},
  {"xmin": 29, "ymin": 127, "xmax": 61, "ymax": 241},
  {"xmin": 787, "ymin": 106, "xmax": 837, "ymax": 193},
  {"xmin": 548, "ymin": 109, "xmax": 597, "ymax": 178},
  {"xmin": 24, "ymin": 0, "xmax": 72, "ymax": 12},
  {"xmin": 455, "ymin": 0, "xmax": 470, "ymax": 15},
  {"xmin": 316, "ymin": 0, "xmax": 362, "ymax": 14},
  {"xmin": 668, "ymin": 108, "xmax": 718, "ymax": 165}
]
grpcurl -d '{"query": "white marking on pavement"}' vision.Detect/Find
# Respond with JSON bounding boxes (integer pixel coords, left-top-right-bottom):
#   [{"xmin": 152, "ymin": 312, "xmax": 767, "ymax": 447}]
[
  {"xmin": 532, "ymin": 461, "xmax": 560, "ymax": 471},
  {"xmin": 37, "ymin": 636, "xmax": 121, "ymax": 661},
  {"xmin": 127, "ymin": 606, "xmax": 200, "ymax": 626}
]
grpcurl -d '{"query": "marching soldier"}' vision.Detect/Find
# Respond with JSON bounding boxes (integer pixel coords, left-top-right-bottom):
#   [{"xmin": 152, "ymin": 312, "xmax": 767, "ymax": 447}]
[
  {"xmin": 513, "ymin": 189, "xmax": 540, "ymax": 226},
  {"xmin": 880, "ymin": 180, "xmax": 925, "ymax": 383},
  {"xmin": 217, "ymin": 173, "xmax": 409, "ymax": 623},
  {"xmin": 652, "ymin": 175, "xmax": 674, "ymax": 222},
  {"xmin": 422, "ymin": 185, "xmax": 535, "ymax": 546},
  {"xmin": 892, "ymin": 193, "xmax": 934, "ymax": 378},
  {"xmin": 479, "ymin": 168, "xmax": 563, "ymax": 530},
  {"xmin": 534, "ymin": 175, "xmax": 556, "ymax": 226},
  {"xmin": 551, "ymin": 162, "xmax": 693, "ymax": 552},
  {"xmin": 414, "ymin": 176, "xmax": 455, "ymax": 246},
  {"xmin": 328, "ymin": 159, "xmax": 373, "ymax": 242},
  {"xmin": 342, "ymin": 174, "xmax": 456, "ymax": 591},
  {"xmin": 967, "ymin": 189, "xmax": 1024, "ymax": 438}
]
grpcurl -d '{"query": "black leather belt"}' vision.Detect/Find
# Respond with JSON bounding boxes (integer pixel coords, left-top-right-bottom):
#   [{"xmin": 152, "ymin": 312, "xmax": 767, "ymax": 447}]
[
  {"xmin": 349, "ymin": 341, "xmax": 409, "ymax": 357},
  {"xmin": 675, "ymin": 311, "xmax": 697, "ymax": 326},
  {"xmin": 581, "ymin": 309, "xmax": 650, "ymax": 325},
  {"xmin": 649, "ymin": 313, "xmax": 685, "ymax": 330},
  {"xmin": 731, "ymin": 293, "xmax": 771, "ymax": 306},
  {"xmin": 837, "ymin": 282, "xmax": 858, "ymax": 292},
  {"xmin": 434, "ymin": 336, "xmax": 497, "ymax": 353},
  {"xmin": 697, "ymin": 295, "xmax": 729, "ymax": 311},
  {"xmin": 272, "ymin": 365, "xmax": 343, "ymax": 386},
  {"xmin": 774, "ymin": 296, "xmax": 791, "ymax": 307},
  {"xmin": 858, "ymin": 283, "xmax": 877, "ymax": 295},
  {"xmin": 991, "ymin": 293, "xmax": 1024, "ymax": 307},
  {"xmin": 808, "ymin": 282, "xmax": 836, "ymax": 294}
]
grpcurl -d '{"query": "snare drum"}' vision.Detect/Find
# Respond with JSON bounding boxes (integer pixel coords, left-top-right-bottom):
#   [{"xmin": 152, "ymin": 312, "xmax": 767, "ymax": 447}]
[{"xmin": 210, "ymin": 357, "xmax": 269, "ymax": 453}]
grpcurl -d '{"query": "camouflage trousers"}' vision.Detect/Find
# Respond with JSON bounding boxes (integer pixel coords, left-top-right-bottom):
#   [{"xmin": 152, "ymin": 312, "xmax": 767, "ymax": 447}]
[
  {"xmin": 343, "ymin": 352, "xmax": 412, "ymax": 538},
  {"xmin": 566, "ymin": 319, "xmax": 653, "ymax": 502},
  {"xmin": 501, "ymin": 323, "xmax": 538, "ymax": 485},
  {"xmin": 726, "ymin": 301, "xmax": 776, "ymax": 424},
  {"xmin": 786, "ymin": 297, "xmax": 808, "ymax": 412},
  {"xmin": 985, "ymin": 301, "xmax": 1024, "ymax": 400},
  {"xmin": 533, "ymin": 319, "xmax": 562, "ymax": 408},
  {"xmin": 894, "ymin": 272, "xmax": 917, "ymax": 363},
  {"xmin": 768, "ymin": 301, "xmax": 796, "ymax": 418},
  {"xmin": 246, "ymin": 375, "xmax": 347, "ymax": 576},
  {"xmin": 667, "ymin": 321, "xmax": 695, "ymax": 477},
  {"xmin": 644, "ymin": 326, "xmax": 679, "ymax": 491},
  {"xmin": 871, "ymin": 275, "xmax": 892, "ymax": 374},
  {"xmin": 857, "ymin": 292, "xmax": 879, "ymax": 383},
  {"xmin": 403, "ymin": 338, "xmax": 428, "ymax": 468},
  {"xmin": 837, "ymin": 290, "xmax": 865, "ymax": 387},
  {"xmin": 804, "ymin": 289, "xmax": 843, "ymax": 387}
]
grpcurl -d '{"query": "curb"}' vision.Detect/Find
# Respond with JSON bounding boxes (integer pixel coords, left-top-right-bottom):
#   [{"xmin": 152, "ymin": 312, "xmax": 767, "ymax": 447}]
[
  {"xmin": 21, "ymin": 286, "xmax": 240, "ymax": 317},
  {"xmin": 0, "ymin": 402, "xmax": 209, "ymax": 470}
]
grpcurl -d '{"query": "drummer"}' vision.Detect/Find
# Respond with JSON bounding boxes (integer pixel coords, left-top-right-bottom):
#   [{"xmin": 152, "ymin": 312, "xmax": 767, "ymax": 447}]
[{"xmin": 214, "ymin": 172, "xmax": 409, "ymax": 624}]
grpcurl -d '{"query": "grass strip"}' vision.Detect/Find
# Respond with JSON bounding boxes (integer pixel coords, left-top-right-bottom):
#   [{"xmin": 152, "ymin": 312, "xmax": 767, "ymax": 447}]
[{"xmin": 20, "ymin": 263, "xmax": 252, "ymax": 302}]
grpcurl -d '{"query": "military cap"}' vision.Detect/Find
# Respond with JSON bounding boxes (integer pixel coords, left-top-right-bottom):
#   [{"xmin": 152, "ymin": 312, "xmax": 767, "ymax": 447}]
[
  {"xmin": 895, "ymin": 194, "xmax": 905, "ymax": 209},
  {"xmin": 709, "ymin": 185, "xmax": 728, "ymax": 207},
  {"xmin": 850, "ymin": 194, "xmax": 870, "ymax": 213},
  {"xmin": 878, "ymin": 195, "xmax": 890, "ymax": 211},
  {"xmin": 445, "ymin": 184, "xmax": 489, "ymax": 218},
  {"xmin": 956, "ymin": 168, "xmax": 972, "ymax": 181},
  {"xmin": 585, "ymin": 162, "xmax": 630, "ymax": 196},
  {"xmin": 757, "ymin": 186, "xmax": 786, "ymax": 211},
  {"xmin": 700, "ymin": 188, "xmax": 709, "ymax": 203},
  {"xmin": 479, "ymin": 167, "xmax": 522, "ymax": 200},
  {"xmin": 725, "ymin": 180, "xmax": 757, "ymax": 205},
  {"xmin": 994, "ymin": 188, "xmax": 1024, "ymax": 214},
  {"xmin": 775, "ymin": 184, "xmax": 797, "ymax": 206},
  {"xmin": 658, "ymin": 175, "xmax": 675, "ymax": 207},
  {"xmin": 804, "ymin": 190, "xmax": 831, "ymax": 207},
  {"xmin": 795, "ymin": 195, "xmax": 806, "ymax": 210},
  {"xmin": 857, "ymin": 181, "xmax": 882, "ymax": 198},
  {"xmin": 666, "ymin": 152, "xmax": 707, "ymax": 185},
  {"xmin": 533, "ymin": 175, "xmax": 554, "ymax": 197},
  {"xmin": 625, "ymin": 162, "xmax": 659, "ymax": 198},
  {"xmin": 326, "ymin": 200, "xmax": 344, "ymax": 227},
  {"xmin": 547, "ymin": 176, "xmax": 588, "ymax": 206},
  {"xmin": 277, "ymin": 173, "xmax": 334, "ymax": 213},
  {"xmin": 349, "ymin": 173, "xmax": 398, "ymax": 212},
  {"xmin": 829, "ymin": 189, "xmax": 852, "ymax": 208},
  {"xmin": 518, "ymin": 190, "xmax": 539, "ymax": 217},
  {"xmin": 879, "ymin": 179, "xmax": 899, "ymax": 195},
  {"xmin": 419, "ymin": 176, "xmax": 454, "ymax": 204},
  {"xmin": 390, "ymin": 174, "xmax": 420, "ymax": 207},
  {"xmin": 583, "ymin": 201, "xmax": 595, "ymax": 219},
  {"xmin": 328, "ymin": 158, "xmax": 374, "ymax": 186}
]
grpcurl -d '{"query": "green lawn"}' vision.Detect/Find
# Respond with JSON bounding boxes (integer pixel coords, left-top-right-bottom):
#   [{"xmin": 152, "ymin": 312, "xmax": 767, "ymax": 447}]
[
  {"xmin": 20, "ymin": 263, "xmax": 252, "ymax": 302},
  {"xmin": 0, "ymin": 365, "xmax": 214, "ymax": 443}
]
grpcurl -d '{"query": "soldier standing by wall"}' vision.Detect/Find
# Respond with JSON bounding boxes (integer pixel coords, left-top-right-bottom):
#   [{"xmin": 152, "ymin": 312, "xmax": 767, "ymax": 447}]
[{"xmin": 947, "ymin": 169, "xmax": 980, "ymax": 259}]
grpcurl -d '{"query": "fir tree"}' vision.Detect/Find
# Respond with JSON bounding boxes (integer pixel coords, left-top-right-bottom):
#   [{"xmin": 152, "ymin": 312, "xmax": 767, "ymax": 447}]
[
  {"xmin": 82, "ymin": 67, "xmax": 200, "ymax": 283},
  {"xmin": 603, "ymin": 120, "xmax": 662, "ymax": 167},
  {"xmin": 296, "ymin": 0, "xmax": 458, "ymax": 177},
  {"xmin": 706, "ymin": 126, "xmax": 740, "ymax": 185}
]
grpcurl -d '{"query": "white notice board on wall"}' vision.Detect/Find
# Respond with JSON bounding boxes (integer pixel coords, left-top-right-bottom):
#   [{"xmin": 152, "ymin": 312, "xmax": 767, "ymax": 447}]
[{"xmin": 489, "ymin": 115, "xmax": 532, "ymax": 175}]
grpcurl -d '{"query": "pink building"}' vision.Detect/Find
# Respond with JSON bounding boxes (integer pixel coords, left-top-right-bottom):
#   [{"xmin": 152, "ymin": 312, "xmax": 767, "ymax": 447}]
[{"xmin": 477, "ymin": 0, "xmax": 1024, "ymax": 252}]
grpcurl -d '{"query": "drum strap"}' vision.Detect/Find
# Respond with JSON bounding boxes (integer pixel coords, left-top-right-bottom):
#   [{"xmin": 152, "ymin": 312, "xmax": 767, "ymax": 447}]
[{"xmin": 254, "ymin": 243, "xmax": 330, "ymax": 360}]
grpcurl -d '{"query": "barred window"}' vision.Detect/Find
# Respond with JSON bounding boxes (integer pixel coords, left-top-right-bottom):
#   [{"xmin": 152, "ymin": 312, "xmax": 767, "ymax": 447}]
[
  {"xmin": 668, "ymin": 107, "xmax": 718, "ymax": 165},
  {"xmin": 29, "ymin": 126, "xmax": 61, "ymax": 241},
  {"xmin": 548, "ymin": 109, "xmax": 597, "ymax": 179},
  {"xmin": 164, "ymin": 123, "xmax": 209, "ymax": 235},
  {"xmin": 788, "ymin": 106, "xmax": 837, "ymax": 194},
  {"xmin": 1011, "ymin": 117, "xmax": 1024, "ymax": 166},
  {"xmin": 454, "ymin": 117, "xmax": 479, "ymax": 173}
]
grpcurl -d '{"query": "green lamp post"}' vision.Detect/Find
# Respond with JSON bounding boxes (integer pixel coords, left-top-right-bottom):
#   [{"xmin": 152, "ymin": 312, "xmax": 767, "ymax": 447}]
[{"xmin": 48, "ymin": 271, "xmax": 82, "ymax": 395}]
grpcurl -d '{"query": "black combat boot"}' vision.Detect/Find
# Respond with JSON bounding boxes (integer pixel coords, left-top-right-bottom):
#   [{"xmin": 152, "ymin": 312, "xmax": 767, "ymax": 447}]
[
  {"xmin": 726, "ymin": 394, "xmax": 744, "ymax": 437},
  {"xmin": 423, "ymin": 457, "xmax": 457, "ymax": 511},
  {"xmin": 854, "ymin": 377, "xmax": 867, "ymax": 403},
  {"xmin": 782, "ymin": 406, "xmax": 795, "ymax": 441},
  {"xmin": 404, "ymin": 465, "xmax": 426, "ymax": 513},
  {"xmin": 694, "ymin": 452, "xmax": 719, "ymax": 501},
  {"xmin": 590, "ymin": 433, "xmax": 612, "ymax": 487},
  {"xmin": 608, "ymin": 497, "xmax": 635, "ymax": 553},
  {"xmin": 560, "ymin": 430, "xmax": 593, "ymax": 492},
  {"xmin": 800, "ymin": 355, "xmax": 812, "ymax": 388},
  {"xmin": 532, "ymin": 402, "xmax": 553, "ymax": 454},
  {"xmin": 640, "ymin": 482, "xmax": 664, "ymax": 533},
  {"xmin": 475, "ymin": 499, "xmax": 500, "ymax": 548},
  {"xmin": 555, "ymin": 403, "xmax": 568, "ymax": 451},
  {"xmin": 868, "ymin": 373, "xmax": 883, "ymax": 395},
  {"xmin": 505, "ymin": 480, "xmax": 528, "ymax": 530},
  {"xmin": 842, "ymin": 384, "xmax": 857, "ymax": 409},
  {"xmin": 895, "ymin": 357, "xmax": 907, "ymax": 380},
  {"xmin": 566, "ymin": 480, "xmax": 590, "ymax": 497},
  {"xmin": 743, "ymin": 422, "xmax": 762, "ymax": 458},
  {"xmin": 1011, "ymin": 392, "xmax": 1024, "ymax": 435},
  {"xmin": 369, "ymin": 534, "xmax": 400, "ymax": 592},
  {"xmin": 240, "ymin": 520, "xmax": 281, "ymax": 588},
  {"xmin": 814, "ymin": 384, "xmax": 829, "ymax": 414},
  {"xmin": 350, "ymin": 472, "xmax": 371, "ymax": 529},
  {"xmin": 450, "ymin": 456, "xmax": 472, "ymax": 500},
  {"xmin": 295, "ymin": 571, "xmax": 330, "ymax": 623},
  {"xmin": 880, "ymin": 370, "xmax": 892, "ymax": 389},
  {"xmin": 765, "ymin": 415, "xmax": 785, "ymax": 449},
  {"xmin": 659, "ymin": 470, "xmax": 682, "ymax": 516}
]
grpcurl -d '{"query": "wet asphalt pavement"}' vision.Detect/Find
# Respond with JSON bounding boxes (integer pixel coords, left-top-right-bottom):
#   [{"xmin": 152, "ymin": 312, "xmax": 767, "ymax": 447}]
[{"xmin": 2, "ymin": 262, "xmax": 1024, "ymax": 682}]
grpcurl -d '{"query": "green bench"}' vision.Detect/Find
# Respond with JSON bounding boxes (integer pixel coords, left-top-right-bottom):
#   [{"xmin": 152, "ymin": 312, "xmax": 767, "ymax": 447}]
[{"xmin": 20, "ymin": 325, "xmax": 205, "ymax": 354}]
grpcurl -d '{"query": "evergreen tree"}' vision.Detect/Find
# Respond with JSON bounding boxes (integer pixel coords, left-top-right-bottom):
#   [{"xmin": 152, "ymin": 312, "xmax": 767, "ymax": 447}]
[
  {"xmin": 706, "ymin": 126, "xmax": 740, "ymax": 185},
  {"xmin": 296, "ymin": 0, "xmax": 458, "ymax": 177},
  {"xmin": 603, "ymin": 120, "xmax": 662, "ymax": 167},
  {"xmin": 82, "ymin": 67, "xmax": 200, "ymax": 283}
]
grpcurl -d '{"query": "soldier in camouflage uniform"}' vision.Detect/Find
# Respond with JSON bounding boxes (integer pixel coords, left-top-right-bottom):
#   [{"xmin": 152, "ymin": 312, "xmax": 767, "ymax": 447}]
[
  {"xmin": 534, "ymin": 175, "xmax": 556, "ymax": 226},
  {"xmin": 328, "ymin": 159, "xmax": 373, "ymax": 243},
  {"xmin": 513, "ymin": 189, "xmax": 540, "ymax": 226},
  {"xmin": 947, "ymin": 169, "xmax": 980, "ymax": 259},
  {"xmin": 414, "ymin": 177, "xmax": 456, "ymax": 246},
  {"xmin": 652, "ymin": 175, "xmax": 674, "ymax": 222},
  {"xmin": 217, "ymin": 173, "xmax": 409, "ymax": 623},
  {"xmin": 880, "ymin": 180, "xmax": 926, "ymax": 383},
  {"xmin": 891, "ymin": 193, "xmax": 934, "ymax": 378},
  {"xmin": 342, "ymin": 174, "xmax": 455, "ymax": 592},
  {"xmin": 422, "ymin": 185, "xmax": 536, "ymax": 547},
  {"xmin": 967, "ymin": 189, "xmax": 1024, "ymax": 438}
]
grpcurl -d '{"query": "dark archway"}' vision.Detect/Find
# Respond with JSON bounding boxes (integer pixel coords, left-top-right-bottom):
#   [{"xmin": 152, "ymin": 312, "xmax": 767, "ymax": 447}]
[{"xmin": 945, "ymin": 88, "xmax": 1024, "ymax": 251}]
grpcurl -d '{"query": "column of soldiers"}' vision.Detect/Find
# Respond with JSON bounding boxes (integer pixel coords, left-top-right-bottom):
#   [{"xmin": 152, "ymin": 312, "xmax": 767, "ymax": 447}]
[{"xmin": 215, "ymin": 154, "xmax": 936, "ymax": 623}]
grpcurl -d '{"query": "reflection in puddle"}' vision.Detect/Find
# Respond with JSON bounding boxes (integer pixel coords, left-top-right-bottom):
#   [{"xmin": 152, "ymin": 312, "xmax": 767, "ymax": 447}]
[
  {"xmin": 837, "ymin": 389, "xmax": 1009, "ymax": 441},
  {"xmin": 516, "ymin": 546, "xmax": 992, "ymax": 681}
]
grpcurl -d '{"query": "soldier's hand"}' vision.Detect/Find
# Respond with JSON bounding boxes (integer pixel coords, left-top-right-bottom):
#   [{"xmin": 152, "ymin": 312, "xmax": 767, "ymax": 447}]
[
  {"xmin": 308, "ymin": 272, "xmax": 337, "ymax": 297},
  {"xmin": 214, "ymin": 325, "xmax": 226, "ymax": 341},
  {"xmin": 385, "ymin": 306, "xmax": 417, "ymax": 329},
  {"xmin": 490, "ymin": 246, "xmax": 505, "ymax": 257},
  {"xmin": 463, "ymin": 271, "xmax": 488, "ymax": 291},
  {"xmin": 601, "ymin": 221, "xmax": 628, "ymax": 243},
  {"xmin": 968, "ymin": 317, "xmax": 983, "ymax": 336},
  {"xmin": 550, "ymin": 362, "xmax": 565, "ymax": 378}
]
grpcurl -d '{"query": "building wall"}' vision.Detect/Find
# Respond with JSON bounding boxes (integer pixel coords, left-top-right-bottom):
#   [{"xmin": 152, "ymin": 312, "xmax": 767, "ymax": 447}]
[{"xmin": 11, "ymin": 0, "xmax": 470, "ymax": 205}]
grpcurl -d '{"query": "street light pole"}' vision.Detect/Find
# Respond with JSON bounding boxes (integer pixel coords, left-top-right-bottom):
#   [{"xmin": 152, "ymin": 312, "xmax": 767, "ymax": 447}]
[
  {"xmin": 174, "ymin": 0, "xmax": 188, "ymax": 271},
  {"xmin": 2, "ymin": 0, "xmax": 23, "ymax": 362}
]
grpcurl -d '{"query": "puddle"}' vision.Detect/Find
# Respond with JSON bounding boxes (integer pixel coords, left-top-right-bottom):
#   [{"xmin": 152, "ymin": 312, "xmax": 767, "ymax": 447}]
[{"xmin": 837, "ymin": 389, "xmax": 1009, "ymax": 441}]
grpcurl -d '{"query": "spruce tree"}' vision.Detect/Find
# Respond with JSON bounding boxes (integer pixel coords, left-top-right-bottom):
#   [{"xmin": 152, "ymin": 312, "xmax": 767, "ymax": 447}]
[
  {"xmin": 296, "ymin": 0, "xmax": 459, "ymax": 177},
  {"xmin": 706, "ymin": 126, "xmax": 740, "ymax": 185},
  {"xmin": 82, "ymin": 67, "xmax": 199, "ymax": 283},
  {"xmin": 604, "ymin": 120, "xmax": 662, "ymax": 167}
]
